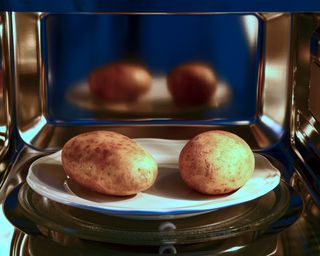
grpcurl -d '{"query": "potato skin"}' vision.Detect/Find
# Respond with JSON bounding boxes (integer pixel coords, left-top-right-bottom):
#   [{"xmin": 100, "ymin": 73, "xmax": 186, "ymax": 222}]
[
  {"xmin": 167, "ymin": 62, "xmax": 217, "ymax": 106},
  {"xmin": 179, "ymin": 130, "xmax": 255, "ymax": 195},
  {"xmin": 89, "ymin": 62, "xmax": 151, "ymax": 102},
  {"xmin": 61, "ymin": 131, "xmax": 158, "ymax": 196}
]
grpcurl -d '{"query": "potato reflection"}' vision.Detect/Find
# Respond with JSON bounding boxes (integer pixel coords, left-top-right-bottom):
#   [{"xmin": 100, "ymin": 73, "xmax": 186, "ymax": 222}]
[
  {"xmin": 66, "ymin": 69, "xmax": 232, "ymax": 118},
  {"xmin": 167, "ymin": 62, "xmax": 217, "ymax": 106},
  {"xmin": 89, "ymin": 61, "xmax": 151, "ymax": 103}
]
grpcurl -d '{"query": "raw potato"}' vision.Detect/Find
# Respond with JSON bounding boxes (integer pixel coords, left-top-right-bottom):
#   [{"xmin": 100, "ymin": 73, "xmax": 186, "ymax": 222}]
[
  {"xmin": 61, "ymin": 131, "xmax": 158, "ymax": 196},
  {"xmin": 167, "ymin": 62, "xmax": 217, "ymax": 106},
  {"xmin": 89, "ymin": 62, "xmax": 151, "ymax": 102},
  {"xmin": 179, "ymin": 130, "xmax": 255, "ymax": 195}
]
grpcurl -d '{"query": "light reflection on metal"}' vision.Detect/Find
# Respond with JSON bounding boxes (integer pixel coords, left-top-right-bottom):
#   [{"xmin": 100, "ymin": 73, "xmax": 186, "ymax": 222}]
[
  {"xmin": 259, "ymin": 13, "xmax": 291, "ymax": 130},
  {"xmin": 265, "ymin": 64, "xmax": 283, "ymax": 81},
  {"xmin": 0, "ymin": 205, "xmax": 14, "ymax": 256},
  {"xmin": 223, "ymin": 245, "xmax": 245, "ymax": 252},
  {"xmin": 12, "ymin": 12, "xmax": 43, "ymax": 129},
  {"xmin": 242, "ymin": 15, "xmax": 258, "ymax": 48},
  {"xmin": 20, "ymin": 115, "xmax": 47, "ymax": 144},
  {"xmin": 261, "ymin": 114, "xmax": 284, "ymax": 136},
  {"xmin": 302, "ymin": 123, "xmax": 315, "ymax": 138},
  {"xmin": 0, "ymin": 12, "xmax": 12, "ymax": 167},
  {"xmin": 266, "ymin": 247, "xmax": 278, "ymax": 256}
]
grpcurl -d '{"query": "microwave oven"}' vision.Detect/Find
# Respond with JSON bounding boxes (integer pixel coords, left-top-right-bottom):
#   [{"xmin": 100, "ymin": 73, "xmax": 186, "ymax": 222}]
[{"xmin": 0, "ymin": 1, "xmax": 320, "ymax": 255}]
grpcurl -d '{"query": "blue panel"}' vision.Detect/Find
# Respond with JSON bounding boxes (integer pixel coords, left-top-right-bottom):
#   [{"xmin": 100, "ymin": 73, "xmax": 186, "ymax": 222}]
[
  {"xmin": 44, "ymin": 14, "xmax": 261, "ymax": 122},
  {"xmin": 0, "ymin": 0, "xmax": 320, "ymax": 12}
]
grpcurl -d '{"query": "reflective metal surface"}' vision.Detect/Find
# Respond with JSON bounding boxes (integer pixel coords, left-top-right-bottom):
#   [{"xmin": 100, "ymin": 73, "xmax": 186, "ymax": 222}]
[
  {"xmin": 10, "ymin": 12, "xmax": 292, "ymax": 151},
  {"xmin": 279, "ymin": 173, "xmax": 320, "ymax": 256},
  {"xmin": 0, "ymin": 12, "xmax": 13, "ymax": 190},
  {"xmin": 1, "ymin": 9, "xmax": 320, "ymax": 256},
  {"xmin": 291, "ymin": 14, "xmax": 320, "ymax": 205},
  {"xmin": 259, "ymin": 13, "xmax": 291, "ymax": 136},
  {"xmin": 11, "ymin": 232, "xmax": 280, "ymax": 256}
]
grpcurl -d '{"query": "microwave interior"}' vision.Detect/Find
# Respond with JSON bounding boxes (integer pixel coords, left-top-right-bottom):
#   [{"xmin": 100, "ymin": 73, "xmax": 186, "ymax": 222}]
[
  {"xmin": 0, "ymin": 10, "xmax": 320, "ymax": 255},
  {"xmin": 10, "ymin": 12, "xmax": 291, "ymax": 151}
]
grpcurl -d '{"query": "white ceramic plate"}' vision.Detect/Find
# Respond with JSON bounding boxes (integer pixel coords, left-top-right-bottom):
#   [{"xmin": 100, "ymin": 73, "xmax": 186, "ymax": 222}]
[
  {"xmin": 27, "ymin": 139, "xmax": 281, "ymax": 220},
  {"xmin": 66, "ymin": 78, "xmax": 232, "ymax": 116}
]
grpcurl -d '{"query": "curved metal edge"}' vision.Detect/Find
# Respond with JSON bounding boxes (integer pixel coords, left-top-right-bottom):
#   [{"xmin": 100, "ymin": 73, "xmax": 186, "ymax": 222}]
[
  {"xmin": 3, "ymin": 184, "xmax": 41, "ymax": 236},
  {"xmin": 264, "ymin": 181, "xmax": 303, "ymax": 235},
  {"xmin": 0, "ymin": 12, "xmax": 14, "ymax": 190}
]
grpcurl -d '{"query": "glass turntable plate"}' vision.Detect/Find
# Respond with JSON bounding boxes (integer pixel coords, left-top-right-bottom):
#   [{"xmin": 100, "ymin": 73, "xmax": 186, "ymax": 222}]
[
  {"xmin": 15, "ymin": 180, "xmax": 292, "ymax": 245},
  {"xmin": 27, "ymin": 139, "xmax": 280, "ymax": 220}
]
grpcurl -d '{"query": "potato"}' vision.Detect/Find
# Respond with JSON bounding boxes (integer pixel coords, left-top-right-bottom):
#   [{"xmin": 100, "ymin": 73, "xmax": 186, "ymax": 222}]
[
  {"xmin": 179, "ymin": 130, "xmax": 255, "ymax": 195},
  {"xmin": 89, "ymin": 62, "xmax": 151, "ymax": 102},
  {"xmin": 167, "ymin": 62, "xmax": 217, "ymax": 106},
  {"xmin": 61, "ymin": 131, "xmax": 158, "ymax": 196}
]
